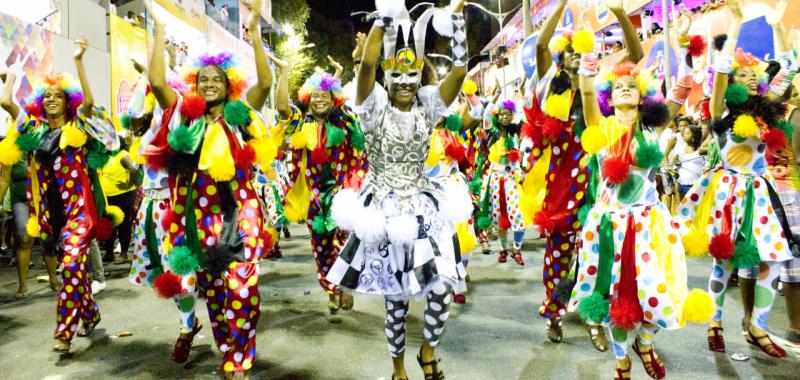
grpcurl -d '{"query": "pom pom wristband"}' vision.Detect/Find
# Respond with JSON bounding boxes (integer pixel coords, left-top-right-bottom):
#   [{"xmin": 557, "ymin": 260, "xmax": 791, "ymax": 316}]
[
  {"xmin": 714, "ymin": 53, "xmax": 733, "ymax": 75},
  {"xmin": 578, "ymin": 53, "xmax": 599, "ymax": 77}
]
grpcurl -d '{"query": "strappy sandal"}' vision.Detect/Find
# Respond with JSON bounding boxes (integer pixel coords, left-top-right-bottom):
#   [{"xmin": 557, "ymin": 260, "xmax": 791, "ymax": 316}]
[
  {"xmin": 584, "ymin": 322, "xmax": 608, "ymax": 352},
  {"xmin": 511, "ymin": 249, "xmax": 525, "ymax": 266},
  {"xmin": 77, "ymin": 317, "xmax": 100, "ymax": 337},
  {"xmin": 497, "ymin": 250, "xmax": 508, "ymax": 263},
  {"xmin": 614, "ymin": 356, "xmax": 631, "ymax": 380},
  {"xmin": 745, "ymin": 327, "xmax": 787, "ymax": 358},
  {"xmin": 170, "ymin": 321, "xmax": 203, "ymax": 363},
  {"xmin": 340, "ymin": 291, "xmax": 354, "ymax": 311},
  {"xmin": 328, "ymin": 294, "xmax": 341, "ymax": 315},
  {"xmin": 53, "ymin": 338, "xmax": 70, "ymax": 353},
  {"xmin": 632, "ymin": 339, "xmax": 666, "ymax": 379},
  {"xmin": 481, "ymin": 241, "xmax": 491, "ymax": 255},
  {"xmin": 417, "ymin": 348, "xmax": 445, "ymax": 380},
  {"xmin": 707, "ymin": 326, "xmax": 725, "ymax": 352},
  {"xmin": 547, "ymin": 317, "xmax": 563, "ymax": 343}
]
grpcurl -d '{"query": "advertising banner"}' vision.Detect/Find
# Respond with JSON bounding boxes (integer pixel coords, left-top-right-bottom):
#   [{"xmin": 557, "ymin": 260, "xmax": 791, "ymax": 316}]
[
  {"xmin": 110, "ymin": 14, "xmax": 147, "ymax": 130},
  {"xmin": 154, "ymin": 0, "xmax": 206, "ymax": 31}
]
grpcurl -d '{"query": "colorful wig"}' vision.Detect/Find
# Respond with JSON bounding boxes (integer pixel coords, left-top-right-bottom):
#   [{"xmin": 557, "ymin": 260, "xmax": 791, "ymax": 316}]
[
  {"xmin": 23, "ymin": 73, "xmax": 84, "ymax": 121},
  {"xmin": 181, "ymin": 51, "xmax": 248, "ymax": 100},
  {"xmin": 493, "ymin": 99, "xmax": 517, "ymax": 115},
  {"xmin": 594, "ymin": 61, "xmax": 663, "ymax": 117},
  {"xmin": 297, "ymin": 73, "xmax": 346, "ymax": 108},
  {"xmin": 706, "ymin": 48, "xmax": 769, "ymax": 96}
]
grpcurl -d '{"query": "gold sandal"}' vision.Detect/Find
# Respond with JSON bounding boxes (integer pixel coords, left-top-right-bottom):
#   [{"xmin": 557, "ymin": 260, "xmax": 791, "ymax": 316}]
[
  {"xmin": 584, "ymin": 322, "xmax": 608, "ymax": 352},
  {"xmin": 339, "ymin": 291, "xmax": 354, "ymax": 310},
  {"xmin": 547, "ymin": 317, "xmax": 563, "ymax": 343},
  {"xmin": 53, "ymin": 338, "xmax": 70, "ymax": 353},
  {"xmin": 328, "ymin": 294, "xmax": 340, "ymax": 315}
]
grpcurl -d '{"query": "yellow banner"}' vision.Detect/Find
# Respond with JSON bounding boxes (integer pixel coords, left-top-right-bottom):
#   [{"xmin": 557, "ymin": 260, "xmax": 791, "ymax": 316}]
[
  {"xmin": 155, "ymin": 0, "xmax": 207, "ymax": 31},
  {"xmin": 110, "ymin": 14, "xmax": 147, "ymax": 130}
]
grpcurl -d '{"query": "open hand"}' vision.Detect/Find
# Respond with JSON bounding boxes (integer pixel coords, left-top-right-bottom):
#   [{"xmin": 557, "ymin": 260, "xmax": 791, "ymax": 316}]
[
  {"xmin": 727, "ymin": 0, "xmax": 744, "ymax": 19},
  {"xmin": 74, "ymin": 36, "xmax": 88, "ymax": 60},
  {"xmin": 267, "ymin": 52, "xmax": 289, "ymax": 69},
  {"xmin": 327, "ymin": 55, "xmax": 343, "ymax": 72},
  {"xmin": 245, "ymin": 0, "xmax": 262, "ymax": 33},
  {"xmin": 673, "ymin": 7, "xmax": 691, "ymax": 36},
  {"xmin": 765, "ymin": 0, "xmax": 787, "ymax": 27},
  {"xmin": 142, "ymin": 0, "xmax": 165, "ymax": 27}
]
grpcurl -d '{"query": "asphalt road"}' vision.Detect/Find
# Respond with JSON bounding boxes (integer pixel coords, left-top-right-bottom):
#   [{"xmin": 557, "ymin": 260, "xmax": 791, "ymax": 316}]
[{"xmin": 0, "ymin": 225, "xmax": 798, "ymax": 379}]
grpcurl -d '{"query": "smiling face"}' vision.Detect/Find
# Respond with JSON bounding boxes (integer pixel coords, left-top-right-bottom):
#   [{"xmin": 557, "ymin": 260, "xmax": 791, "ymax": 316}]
[
  {"xmin": 43, "ymin": 85, "xmax": 67, "ymax": 118},
  {"xmin": 387, "ymin": 70, "xmax": 421, "ymax": 109},
  {"xmin": 310, "ymin": 89, "xmax": 333, "ymax": 116},
  {"xmin": 609, "ymin": 75, "xmax": 641, "ymax": 109},
  {"xmin": 497, "ymin": 108, "xmax": 513, "ymax": 126},
  {"xmin": 732, "ymin": 66, "xmax": 759, "ymax": 95},
  {"xmin": 196, "ymin": 65, "xmax": 228, "ymax": 106}
]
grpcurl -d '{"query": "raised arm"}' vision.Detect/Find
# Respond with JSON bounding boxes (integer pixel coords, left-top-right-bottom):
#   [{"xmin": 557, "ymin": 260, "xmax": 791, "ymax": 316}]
[
  {"xmin": 711, "ymin": 0, "xmax": 744, "ymax": 120},
  {"xmin": 356, "ymin": 24, "xmax": 383, "ymax": 105},
  {"xmin": 536, "ymin": 0, "xmax": 568, "ymax": 78},
  {"xmin": 579, "ymin": 71, "xmax": 602, "ymax": 129},
  {"xmin": 328, "ymin": 56, "xmax": 344, "ymax": 79},
  {"xmin": 73, "ymin": 36, "xmax": 95, "ymax": 115},
  {"xmin": 0, "ymin": 69, "xmax": 19, "ymax": 121},
  {"xmin": 244, "ymin": 0, "xmax": 272, "ymax": 110},
  {"xmin": 766, "ymin": 0, "xmax": 793, "ymax": 101},
  {"xmin": 145, "ymin": 1, "xmax": 178, "ymax": 110},
  {"xmin": 439, "ymin": 0, "xmax": 467, "ymax": 106},
  {"xmin": 608, "ymin": 0, "xmax": 644, "ymax": 64},
  {"xmin": 523, "ymin": 0, "xmax": 533, "ymax": 38},
  {"xmin": 666, "ymin": 9, "xmax": 692, "ymax": 119},
  {"xmin": 267, "ymin": 53, "xmax": 290, "ymax": 119}
]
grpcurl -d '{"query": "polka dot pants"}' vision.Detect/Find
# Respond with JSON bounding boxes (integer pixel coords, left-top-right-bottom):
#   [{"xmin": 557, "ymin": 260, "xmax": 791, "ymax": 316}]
[
  {"xmin": 609, "ymin": 323, "xmax": 659, "ymax": 360},
  {"xmin": 198, "ymin": 263, "xmax": 261, "ymax": 373},
  {"xmin": 384, "ymin": 283, "xmax": 451, "ymax": 357},
  {"xmin": 708, "ymin": 259, "xmax": 780, "ymax": 330},
  {"xmin": 306, "ymin": 201, "xmax": 345, "ymax": 295},
  {"xmin": 540, "ymin": 230, "xmax": 576, "ymax": 318}
]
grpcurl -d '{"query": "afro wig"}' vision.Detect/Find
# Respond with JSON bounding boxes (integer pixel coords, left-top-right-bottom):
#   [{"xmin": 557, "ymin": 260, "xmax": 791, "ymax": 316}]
[
  {"xmin": 297, "ymin": 72, "xmax": 346, "ymax": 108},
  {"xmin": 23, "ymin": 73, "xmax": 84, "ymax": 121}
]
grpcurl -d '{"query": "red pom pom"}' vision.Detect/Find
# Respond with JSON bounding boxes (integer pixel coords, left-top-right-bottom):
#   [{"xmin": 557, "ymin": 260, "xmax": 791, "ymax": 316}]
[
  {"xmin": 153, "ymin": 272, "xmax": 183, "ymax": 299},
  {"xmin": 700, "ymin": 100, "xmax": 711, "ymax": 121},
  {"xmin": 161, "ymin": 208, "xmax": 176, "ymax": 232},
  {"xmin": 542, "ymin": 117, "xmax": 566, "ymax": 140},
  {"xmin": 310, "ymin": 145, "xmax": 329, "ymax": 165},
  {"xmin": 93, "ymin": 218, "xmax": 114, "ymax": 240},
  {"xmin": 762, "ymin": 128, "xmax": 787, "ymax": 151},
  {"xmin": 276, "ymin": 150, "xmax": 285, "ymax": 160},
  {"xmin": 236, "ymin": 143, "xmax": 257, "ymax": 169},
  {"xmin": 24, "ymin": 102, "xmax": 44, "ymax": 119},
  {"xmin": 146, "ymin": 154, "xmax": 167, "ymax": 171},
  {"xmin": 687, "ymin": 35, "xmax": 708, "ymax": 57},
  {"xmin": 506, "ymin": 149, "xmax": 520, "ymax": 163},
  {"xmin": 180, "ymin": 93, "xmax": 207, "ymax": 121},
  {"xmin": 498, "ymin": 216, "xmax": 511, "ymax": 230},
  {"xmin": 534, "ymin": 210, "xmax": 557, "ymax": 234},
  {"xmin": 609, "ymin": 296, "xmax": 643, "ymax": 331},
  {"xmin": 602, "ymin": 156, "xmax": 630, "ymax": 184},
  {"xmin": 709, "ymin": 233, "xmax": 734, "ymax": 260},
  {"xmin": 521, "ymin": 121, "xmax": 542, "ymax": 145},
  {"xmin": 444, "ymin": 141, "xmax": 467, "ymax": 162}
]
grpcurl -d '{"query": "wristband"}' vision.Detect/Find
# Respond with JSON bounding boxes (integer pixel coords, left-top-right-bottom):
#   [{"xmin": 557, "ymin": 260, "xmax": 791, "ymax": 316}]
[
  {"xmin": 714, "ymin": 52, "xmax": 733, "ymax": 74},
  {"xmin": 451, "ymin": 13, "xmax": 467, "ymax": 67},
  {"xmin": 578, "ymin": 53, "xmax": 599, "ymax": 77}
]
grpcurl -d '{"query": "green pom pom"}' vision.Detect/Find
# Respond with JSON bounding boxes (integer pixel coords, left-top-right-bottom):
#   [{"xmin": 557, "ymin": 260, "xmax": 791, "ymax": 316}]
[
  {"xmin": 444, "ymin": 114, "xmax": 463, "ymax": 133},
  {"xmin": 223, "ymin": 100, "xmax": 251, "ymax": 127},
  {"xmin": 732, "ymin": 240, "xmax": 761, "ymax": 269},
  {"xmin": 469, "ymin": 179, "xmax": 482, "ymax": 195},
  {"xmin": 635, "ymin": 141, "xmax": 664, "ymax": 169},
  {"xmin": 87, "ymin": 151, "xmax": 111, "ymax": 170},
  {"xmin": 325, "ymin": 123, "xmax": 346, "ymax": 148},
  {"xmin": 477, "ymin": 215, "xmax": 492, "ymax": 230},
  {"xmin": 16, "ymin": 133, "xmax": 41, "ymax": 152},
  {"xmin": 578, "ymin": 292, "xmax": 610, "ymax": 323},
  {"xmin": 724, "ymin": 83, "xmax": 750, "ymax": 107},
  {"xmin": 311, "ymin": 214, "xmax": 334, "ymax": 234},
  {"xmin": 350, "ymin": 128, "xmax": 365, "ymax": 151},
  {"xmin": 120, "ymin": 114, "xmax": 132, "ymax": 130},
  {"xmin": 168, "ymin": 125, "xmax": 201, "ymax": 153},
  {"xmin": 147, "ymin": 266, "xmax": 164, "ymax": 285},
  {"xmin": 167, "ymin": 246, "xmax": 200, "ymax": 276},
  {"xmin": 777, "ymin": 119, "xmax": 794, "ymax": 139}
]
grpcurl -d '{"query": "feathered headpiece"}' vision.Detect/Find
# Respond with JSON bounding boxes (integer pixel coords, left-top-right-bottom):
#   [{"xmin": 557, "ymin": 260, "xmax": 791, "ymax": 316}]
[
  {"xmin": 594, "ymin": 61, "xmax": 664, "ymax": 117},
  {"xmin": 24, "ymin": 73, "xmax": 84, "ymax": 121},
  {"xmin": 298, "ymin": 73, "xmax": 346, "ymax": 108},
  {"xmin": 181, "ymin": 51, "xmax": 248, "ymax": 101}
]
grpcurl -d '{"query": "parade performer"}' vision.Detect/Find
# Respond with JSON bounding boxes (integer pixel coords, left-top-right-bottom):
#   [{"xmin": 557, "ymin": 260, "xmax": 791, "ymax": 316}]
[
  {"xmin": 474, "ymin": 98, "xmax": 527, "ymax": 266},
  {"xmin": 144, "ymin": 1, "xmax": 274, "ymax": 376},
  {"xmin": 326, "ymin": 0, "xmax": 470, "ymax": 379},
  {"xmin": 676, "ymin": 0, "xmax": 795, "ymax": 358},
  {"xmin": 253, "ymin": 147, "xmax": 291, "ymax": 259},
  {"xmin": 0, "ymin": 37, "xmax": 121, "ymax": 353},
  {"xmin": 520, "ymin": 0, "xmax": 645, "ymax": 346},
  {"xmin": 568, "ymin": 24, "xmax": 713, "ymax": 378},
  {"xmin": 271, "ymin": 55, "xmax": 367, "ymax": 315}
]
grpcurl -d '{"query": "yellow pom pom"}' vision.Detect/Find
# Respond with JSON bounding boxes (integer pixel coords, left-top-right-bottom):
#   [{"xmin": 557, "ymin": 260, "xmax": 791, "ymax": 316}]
[
  {"xmin": 544, "ymin": 90, "xmax": 572, "ymax": 121},
  {"xmin": 572, "ymin": 29, "xmax": 596, "ymax": 54},
  {"xmin": 681, "ymin": 289, "xmax": 715, "ymax": 325},
  {"xmin": 129, "ymin": 137, "xmax": 145, "ymax": 165},
  {"xmin": 144, "ymin": 93, "xmax": 157, "ymax": 115},
  {"xmin": 733, "ymin": 115, "xmax": 759, "ymax": 138},
  {"xmin": 549, "ymin": 36, "xmax": 570, "ymax": 52},
  {"xmin": 462, "ymin": 80, "xmax": 478, "ymax": 96},
  {"xmin": 59, "ymin": 123, "xmax": 88, "ymax": 149},
  {"xmin": 106, "ymin": 205, "xmax": 125, "ymax": 226},
  {"xmin": 289, "ymin": 129, "xmax": 307, "ymax": 149},
  {"xmin": 581, "ymin": 126, "xmax": 607, "ymax": 154},
  {"xmin": 682, "ymin": 229, "xmax": 710, "ymax": 257},
  {"xmin": 0, "ymin": 137, "xmax": 23, "ymax": 166},
  {"xmin": 208, "ymin": 159, "xmax": 235, "ymax": 181},
  {"xmin": 26, "ymin": 217, "xmax": 41, "ymax": 238},
  {"xmin": 636, "ymin": 70, "xmax": 653, "ymax": 97},
  {"xmin": 250, "ymin": 138, "xmax": 277, "ymax": 167}
]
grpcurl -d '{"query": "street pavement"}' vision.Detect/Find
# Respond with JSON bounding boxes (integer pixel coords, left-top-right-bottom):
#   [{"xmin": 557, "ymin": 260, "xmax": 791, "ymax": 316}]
[{"xmin": 0, "ymin": 225, "xmax": 798, "ymax": 379}]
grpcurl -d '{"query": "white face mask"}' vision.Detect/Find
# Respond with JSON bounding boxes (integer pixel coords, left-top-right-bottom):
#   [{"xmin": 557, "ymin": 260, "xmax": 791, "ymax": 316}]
[{"xmin": 385, "ymin": 69, "xmax": 422, "ymax": 88}]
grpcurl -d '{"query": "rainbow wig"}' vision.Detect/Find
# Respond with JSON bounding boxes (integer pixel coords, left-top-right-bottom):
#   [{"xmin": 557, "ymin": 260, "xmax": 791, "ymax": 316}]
[
  {"xmin": 24, "ymin": 73, "xmax": 84, "ymax": 121},
  {"xmin": 297, "ymin": 73, "xmax": 346, "ymax": 108},
  {"xmin": 594, "ymin": 61, "xmax": 663, "ymax": 117},
  {"xmin": 493, "ymin": 99, "xmax": 517, "ymax": 115},
  {"xmin": 706, "ymin": 48, "xmax": 769, "ymax": 96},
  {"xmin": 181, "ymin": 51, "xmax": 248, "ymax": 100}
]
